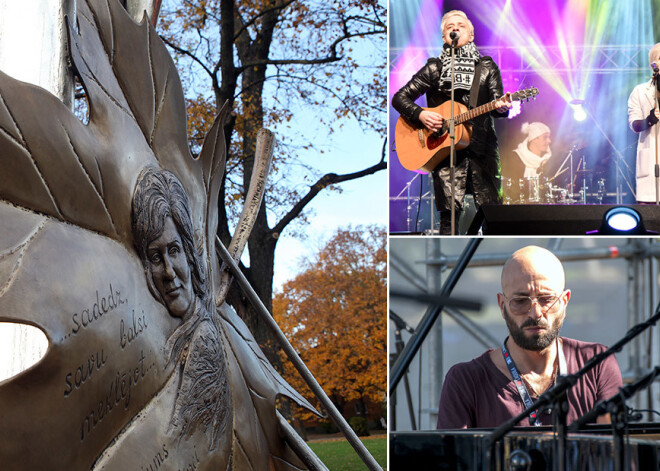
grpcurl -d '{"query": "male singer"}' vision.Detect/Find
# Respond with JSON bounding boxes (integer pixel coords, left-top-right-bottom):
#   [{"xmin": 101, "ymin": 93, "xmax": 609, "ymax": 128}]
[
  {"xmin": 392, "ymin": 10, "xmax": 511, "ymax": 234},
  {"xmin": 628, "ymin": 42, "xmax": 660, "ymax": 203}
]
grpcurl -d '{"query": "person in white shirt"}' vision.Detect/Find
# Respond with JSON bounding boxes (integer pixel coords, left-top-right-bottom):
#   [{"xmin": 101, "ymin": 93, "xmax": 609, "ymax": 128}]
[
  {"xmin": 628, "ymin": 42, "xmax": 660, "ymax": 203},
  {"xmin": 511, "ymin": 122, "xmax": 552, "ymax": 179}
]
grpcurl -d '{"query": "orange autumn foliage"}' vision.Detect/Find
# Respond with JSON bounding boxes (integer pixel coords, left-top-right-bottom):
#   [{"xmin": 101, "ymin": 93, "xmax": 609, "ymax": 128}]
[{"xmin": 273, "ymin": 225, "xmax": 386, "ymax": 422}]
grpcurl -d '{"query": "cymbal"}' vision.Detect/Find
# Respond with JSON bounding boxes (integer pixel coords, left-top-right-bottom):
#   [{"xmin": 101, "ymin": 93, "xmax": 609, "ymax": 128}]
[{"xmin": 563, "ymin": 144, "xmax": 586, "ymax": 152}]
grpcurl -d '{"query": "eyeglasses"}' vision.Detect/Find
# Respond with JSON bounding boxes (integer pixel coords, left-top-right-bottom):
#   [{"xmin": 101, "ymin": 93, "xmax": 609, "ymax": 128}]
[{"xmin": 503, "ymin": 291, "xmax": 566, "ymax": 315}]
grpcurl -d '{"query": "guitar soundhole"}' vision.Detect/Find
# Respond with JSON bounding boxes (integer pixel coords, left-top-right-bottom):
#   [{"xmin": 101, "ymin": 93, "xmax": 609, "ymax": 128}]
[{"xmin": 427, "ymin": 130, "xmax": 447, "ymax": 150}]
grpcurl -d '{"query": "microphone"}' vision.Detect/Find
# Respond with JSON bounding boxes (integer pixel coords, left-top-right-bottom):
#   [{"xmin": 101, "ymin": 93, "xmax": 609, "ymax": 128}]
[
  {"xmin": 450, "ymin": 31, "xmax": 460, "ymax": 44},
  {"xmin": 389, "ymin": 311, "xmax": 415, "ymax": 334},
  {"xmin": 653, "ymin": 63, "xmax": 659, "ymax": 75}
]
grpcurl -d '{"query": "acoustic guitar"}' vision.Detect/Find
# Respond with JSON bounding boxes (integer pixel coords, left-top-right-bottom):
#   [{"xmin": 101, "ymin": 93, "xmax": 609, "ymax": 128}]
[{"xmin": 394, "ymin": 87, "xmax": 539, "ymax": 172}]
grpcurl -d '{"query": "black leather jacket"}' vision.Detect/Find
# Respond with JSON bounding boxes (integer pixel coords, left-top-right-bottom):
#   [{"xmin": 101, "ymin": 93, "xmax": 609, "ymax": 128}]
[{"xmin": 392, "ymin": 49, "xmax": 508, "ymax": 212}]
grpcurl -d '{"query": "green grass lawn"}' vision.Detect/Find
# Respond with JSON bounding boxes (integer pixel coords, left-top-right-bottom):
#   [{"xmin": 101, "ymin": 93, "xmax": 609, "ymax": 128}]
[{"xmin": 307, "ymin": 436, "xmax": 387, "ymax": 471}]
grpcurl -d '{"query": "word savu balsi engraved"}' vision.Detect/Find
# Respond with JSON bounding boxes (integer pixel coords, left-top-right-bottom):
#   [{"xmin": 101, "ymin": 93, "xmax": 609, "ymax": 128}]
[
  {"xmin": 119, "ymin": 310, "xmax": 147, "ymax": 349},
  {"xmin": 63, "ymin": 348, "xmax": 108, "ymax": 397}
]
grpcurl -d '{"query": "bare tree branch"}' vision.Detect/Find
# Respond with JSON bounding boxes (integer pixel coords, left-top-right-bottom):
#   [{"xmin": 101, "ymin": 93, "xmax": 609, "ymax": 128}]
[
  {"xmin": 271, "ymin": 148, "xmax": 387, "ymax": 237},
  {"xmin": 238, "ymin": 28, "xmax": 384, "ymax": 71},
  {"xmin": 270, "ymin": 71, "xmax": 385, "ymax": 130},
  {"xmin": 233, "ymin": 0, "xmax": 296, "ymax": 41},
  {"xmin": 160, "ymin": 34, "xmax": 216, "ymax": 79}
]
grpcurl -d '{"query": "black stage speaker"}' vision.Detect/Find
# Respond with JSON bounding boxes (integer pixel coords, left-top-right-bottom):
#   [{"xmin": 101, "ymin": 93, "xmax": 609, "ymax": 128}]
[{"xmin": 467, "ymin": 204, "xmax": 660, "ymax": 235}]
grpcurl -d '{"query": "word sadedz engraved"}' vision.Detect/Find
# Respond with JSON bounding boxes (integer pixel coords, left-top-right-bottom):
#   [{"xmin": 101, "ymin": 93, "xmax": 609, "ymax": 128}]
[{"xmin": 69, "ymin": 283, "xmax": 126, "ymax": 337}]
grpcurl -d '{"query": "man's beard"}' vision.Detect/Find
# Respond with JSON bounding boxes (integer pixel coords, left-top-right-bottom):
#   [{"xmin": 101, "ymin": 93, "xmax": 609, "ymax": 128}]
[{"xmin": 503, "ymin": 306, "xmax": 564, "ymax": 351}]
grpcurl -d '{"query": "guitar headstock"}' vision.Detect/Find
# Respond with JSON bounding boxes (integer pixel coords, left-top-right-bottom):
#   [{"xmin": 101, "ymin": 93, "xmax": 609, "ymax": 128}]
[{"xmin": 511, "ymin": 87, "xmax": 539, "ymax": 102}]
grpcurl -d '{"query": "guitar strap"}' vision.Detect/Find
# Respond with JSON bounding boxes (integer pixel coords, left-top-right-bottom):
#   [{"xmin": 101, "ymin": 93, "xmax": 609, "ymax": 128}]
[{"xmin": 468, "ymin": 60, "xmax": 483, "ymax": 110}]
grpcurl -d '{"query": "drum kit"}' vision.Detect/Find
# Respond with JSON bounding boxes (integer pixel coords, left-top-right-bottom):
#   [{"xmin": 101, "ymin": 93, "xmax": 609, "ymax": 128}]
[
  {"xmin": 503, "ymin": 145, "xmax": 610, "ymax": 205},
  {"xmin": 503, "ymin": 173, "xmax": 608, "ymax": 205}
]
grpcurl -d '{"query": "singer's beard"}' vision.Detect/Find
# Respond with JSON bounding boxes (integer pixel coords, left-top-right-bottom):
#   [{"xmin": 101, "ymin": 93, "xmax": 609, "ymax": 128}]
[{"xmin": 503, "ymin": 306, "xmax": 564, "ymax": 351}]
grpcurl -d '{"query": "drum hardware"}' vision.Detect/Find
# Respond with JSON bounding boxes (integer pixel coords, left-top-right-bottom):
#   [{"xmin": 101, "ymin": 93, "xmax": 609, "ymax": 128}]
[
  {"xmin": 503, "ymin": 177, "xmax": 515, "ymax": 205},
  {"xmin": 541, "ymin": 177, "xmax": 553, "ymax": 203},
  {"xmin": 551, "ymin": 144, "xmax": 580, "ymax": 196},
  {"xmin": 524, "ymin": 176, "xmax": 541, "ymax": 203},
  {"xmin": 507, "ymin": 176, "xmax": 552, "ymax": 204},
  {"xmin": 575, "ymin": 168, "xmax": 593, "ymax": 204},
  {"xmin": 549, "ymin": 185, "xmax": 569, "ymax": 204},
  {"xmin": 596, "ymin": 178, "xmax": 606, "ymax": 204},
  {"xmin": 503, "ymin": 171, "xmax": 613, "ymax": 205}
]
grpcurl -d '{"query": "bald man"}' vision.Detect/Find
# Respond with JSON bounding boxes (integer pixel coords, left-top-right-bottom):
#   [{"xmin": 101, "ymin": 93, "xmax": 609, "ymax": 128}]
[{"xmin": 437, "ymin": 246, "xmax": 622, "ymax": 429}]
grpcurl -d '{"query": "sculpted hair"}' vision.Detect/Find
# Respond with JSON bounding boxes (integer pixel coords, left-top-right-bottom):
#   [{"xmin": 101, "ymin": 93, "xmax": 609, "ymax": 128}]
[{"xmin": 132, "ymin": 167, "xmax": 207, "ymax": 305}]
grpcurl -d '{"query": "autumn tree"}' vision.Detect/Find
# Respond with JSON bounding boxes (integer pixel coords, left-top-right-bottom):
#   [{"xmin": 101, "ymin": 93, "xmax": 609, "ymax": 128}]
[
  {"xmin": 273, "ymin": 225, "xmax": 387, "ymax": 423},
  {"xmin": 157, "ymin": 0, "xmax": 387, "ymax": 360}
]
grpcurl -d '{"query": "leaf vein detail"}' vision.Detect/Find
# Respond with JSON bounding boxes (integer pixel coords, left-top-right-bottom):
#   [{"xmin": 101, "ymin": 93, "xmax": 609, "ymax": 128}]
[
  {"xmin": 0, "ymin": 94, "xmax": 27, "ymax": 147},
  {"xmin": 59, "ymin": 122, "xmax": 118, "ymax": 236},
  {"xmin": 0, "ymin": 220, "xmax": 46, "ymax": 298},
  {"xmin": 0, "ymin": 96, "xmax": 63, "ymax": 218}
]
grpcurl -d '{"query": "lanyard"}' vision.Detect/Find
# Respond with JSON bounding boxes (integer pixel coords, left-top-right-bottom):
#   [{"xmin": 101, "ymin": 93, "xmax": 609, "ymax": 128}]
[{"xmin": 501, "ymin": 336, "xmax": 567, "ymax": 426}]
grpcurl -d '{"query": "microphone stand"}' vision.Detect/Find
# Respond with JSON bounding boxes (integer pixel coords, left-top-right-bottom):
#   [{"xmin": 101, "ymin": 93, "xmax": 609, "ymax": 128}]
[
  {"xmin": 486, "ymin": 303, "xmax": 660, "ymax": 471},
  {"xmin": 389, "ymin": 311, "xmax": 418, "ymax": 430},
  {"xmin": 449, "ymin": 33, "xmax": 458, "ymax": 235},
  {"xmin": 568, "ymin": 366, "xmax": 660, "ymax": 471},
  {"xmin": 570, "ymin": 147, "xmax": 575, "ymax": 198}
]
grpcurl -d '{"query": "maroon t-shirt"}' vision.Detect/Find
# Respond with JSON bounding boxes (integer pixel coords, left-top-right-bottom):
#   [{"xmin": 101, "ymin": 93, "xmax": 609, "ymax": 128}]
[{"xmin": 436, "ymin": 337, "xmax": 623, "ymax": 429}]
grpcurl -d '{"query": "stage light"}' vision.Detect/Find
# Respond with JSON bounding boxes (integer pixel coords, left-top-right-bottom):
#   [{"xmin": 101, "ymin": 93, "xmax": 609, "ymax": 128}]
[
  {"xmin": 587, "ymin": 206, "xmax": 656, "ymax": 235},
  {"xmin": 572, "ymin": 105, "xmax": 587, "ymax": 122},
  {"xmin": 569, "ymin": 99, "xmax": 587, "ymax": 122},
  {"xmin": 606, "ymin": 207, "xmax": 639, "ymax": 231}
]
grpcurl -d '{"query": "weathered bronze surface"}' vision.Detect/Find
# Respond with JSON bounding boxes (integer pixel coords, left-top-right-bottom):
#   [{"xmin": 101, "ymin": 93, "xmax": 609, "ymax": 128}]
[{"xmin": 0, "ymin": 1, "xmax": 316, "ymax": 469}]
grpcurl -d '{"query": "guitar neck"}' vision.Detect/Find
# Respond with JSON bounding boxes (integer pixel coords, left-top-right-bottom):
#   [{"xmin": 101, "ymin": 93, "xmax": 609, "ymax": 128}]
[{"xmin": 454, "ymin": 98, "xmax": 504, "ymax": 125}]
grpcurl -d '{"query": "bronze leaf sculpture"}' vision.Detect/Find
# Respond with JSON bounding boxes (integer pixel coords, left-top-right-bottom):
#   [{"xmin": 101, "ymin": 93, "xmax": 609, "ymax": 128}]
[{"xmin": 0, "ymin": 0, "xmax": 318, "ymax": 469}]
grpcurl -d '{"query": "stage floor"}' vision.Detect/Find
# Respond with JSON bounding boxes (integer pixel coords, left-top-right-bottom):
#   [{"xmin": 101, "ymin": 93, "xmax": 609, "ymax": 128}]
[{"xmin": 466, "ymin": 204, "xmax": 660, "ymax": 235}]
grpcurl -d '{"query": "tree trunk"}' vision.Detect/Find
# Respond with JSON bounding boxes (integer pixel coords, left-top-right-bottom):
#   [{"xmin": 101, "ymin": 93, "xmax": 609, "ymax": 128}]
[
  {"xmin": 228, "ymin": 2, "xmax": 281, "ymax": 365},
  {"xmin": 356, "ymin": 396, "xmax": 367, "ymax": 416}
]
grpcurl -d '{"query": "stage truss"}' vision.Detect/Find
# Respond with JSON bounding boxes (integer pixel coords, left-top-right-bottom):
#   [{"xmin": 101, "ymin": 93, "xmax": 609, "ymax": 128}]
[{"xmin": 390, "ymin": 45, "xmax": 652, "ymax": 75}]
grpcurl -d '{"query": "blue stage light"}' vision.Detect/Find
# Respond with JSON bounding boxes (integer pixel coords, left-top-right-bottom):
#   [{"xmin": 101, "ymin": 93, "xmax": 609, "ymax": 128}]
[
  {"xmin": 588, "ymin": 206, "xmax": 656, "ymax": 235},
  {"xmin": 606, "ymin": 208, "xmax": 639, "ymax": 231}
]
